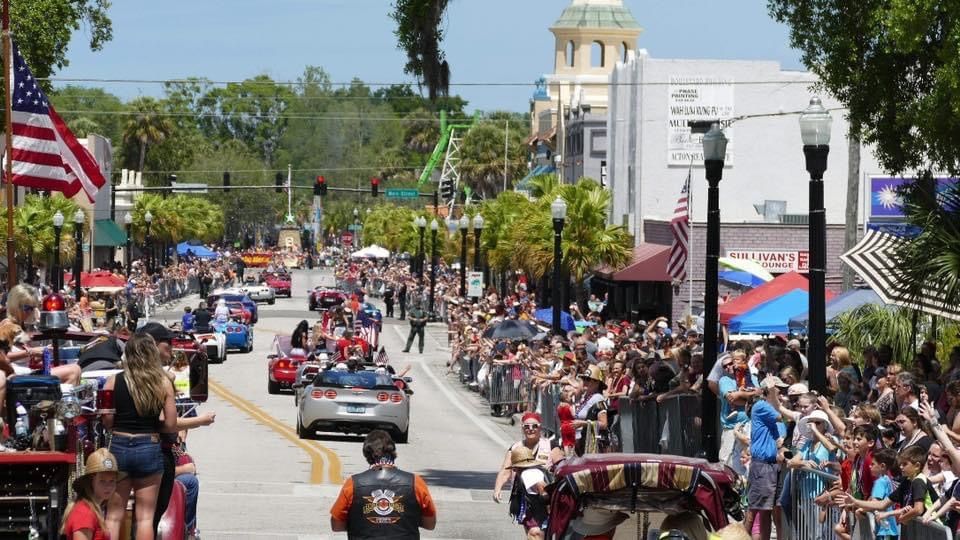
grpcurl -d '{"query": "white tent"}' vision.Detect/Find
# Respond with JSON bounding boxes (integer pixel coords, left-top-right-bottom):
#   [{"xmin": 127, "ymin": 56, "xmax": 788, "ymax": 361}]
[{"xmin": 350, "ymin": 245, "xmax": 390, "ymax": 259}]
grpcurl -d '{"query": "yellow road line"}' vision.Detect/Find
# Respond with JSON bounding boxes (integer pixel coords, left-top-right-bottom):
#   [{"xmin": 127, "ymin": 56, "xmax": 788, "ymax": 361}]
[{"xmin": 208, "ymin": 379, "xmax": 343, "ymax": 484}]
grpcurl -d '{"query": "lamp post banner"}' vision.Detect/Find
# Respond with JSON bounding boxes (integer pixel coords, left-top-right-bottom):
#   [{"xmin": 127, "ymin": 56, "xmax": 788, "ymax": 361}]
[
  {"xmin": 667, "ymin": 76, "xmax": 736, "ymax": 165},
  {"xmin": 467, "ymin": 271, "xmax": 484, "ymax": 297}
]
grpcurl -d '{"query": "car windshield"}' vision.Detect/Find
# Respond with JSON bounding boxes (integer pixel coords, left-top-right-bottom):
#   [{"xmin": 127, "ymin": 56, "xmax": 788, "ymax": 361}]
[
  {"xmin": 317, "ymin": 370, "xmax": 394, "ymax": 389},
  {"xmin": 221, "ymin": 295, "xmax": 246, "ymax": 302}
]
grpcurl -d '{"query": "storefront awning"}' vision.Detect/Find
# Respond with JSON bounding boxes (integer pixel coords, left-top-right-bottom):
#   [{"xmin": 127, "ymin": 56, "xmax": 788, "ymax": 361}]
[
  {"xmin": 596, "ymin": 243, "xmax": 673, "ymax": 282},
  {"xmin": 93, "ymin": 219, "xmax": 127, "ymax": 247}
]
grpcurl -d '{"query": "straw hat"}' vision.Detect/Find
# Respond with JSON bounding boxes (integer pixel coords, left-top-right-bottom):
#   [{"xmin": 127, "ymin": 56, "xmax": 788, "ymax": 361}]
[
  {"xmin": 509, "ymin": 446, "xmax": 545, "ymax": 469},
  {"xmin": 579, "ymin": 365, "xmax": 607, "ymax": 390},
  {"xmin": 74, "ymin": 448, "xmax": 125, "ymax": 490}
]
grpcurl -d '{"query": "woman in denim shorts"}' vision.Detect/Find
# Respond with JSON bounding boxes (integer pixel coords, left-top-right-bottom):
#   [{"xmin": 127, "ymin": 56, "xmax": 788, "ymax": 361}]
[{"xmin": 103, "ymin": 333, "xmax": 179, "ymax": 540}]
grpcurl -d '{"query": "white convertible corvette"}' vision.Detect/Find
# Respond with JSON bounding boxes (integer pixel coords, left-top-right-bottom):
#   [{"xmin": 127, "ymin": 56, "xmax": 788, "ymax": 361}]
[
  {"xmin": 240, "ymin": 283, "xmax": 276, "ymax": 304},
  {"xmin": 192, "ymin": 329, "xmax": 227, "ymax": 363}
]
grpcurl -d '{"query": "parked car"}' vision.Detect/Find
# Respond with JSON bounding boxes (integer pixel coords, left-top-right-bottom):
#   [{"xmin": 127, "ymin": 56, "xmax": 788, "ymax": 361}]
[
  {"xmin": 263, "ymin": 272, "xmax": 292, "ymax": 298},
  {"xmin": 240, "ymin": 282, "xmax": 276, "ymax": 304},
  {"xmin": 208, "ymin": 289, "xmax": 258, "ymax": 323},
  {"xmin": 297, "ymin": 368, "xmax": 410, "ymax": 443},
  {"xmin": 307, "ymin": 287, "xmax": 346, "ymax": 311},
  {"xmin": 212, "ymin": 318, "xmax": 253, "ymax": 353},
  {"xmin": 267, "ymin": 335, "xmax": 307, "ymax": 394}
]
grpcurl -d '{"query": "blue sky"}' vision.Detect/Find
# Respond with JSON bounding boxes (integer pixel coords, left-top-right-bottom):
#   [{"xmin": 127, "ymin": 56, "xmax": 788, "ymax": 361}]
[{"xmin": 57, "ymin": 0, "xmax": 804, "ymax": 112}]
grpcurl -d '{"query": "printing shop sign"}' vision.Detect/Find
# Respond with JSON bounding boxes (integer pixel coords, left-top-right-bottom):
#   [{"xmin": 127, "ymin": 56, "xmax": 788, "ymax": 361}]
[
  {"xmin": 726, "ymin": 249, "xmax": 810, "ymax": 274},
  {"xmin": 667, "ymin": 76, "xmax": 735, "ymax": 166}
]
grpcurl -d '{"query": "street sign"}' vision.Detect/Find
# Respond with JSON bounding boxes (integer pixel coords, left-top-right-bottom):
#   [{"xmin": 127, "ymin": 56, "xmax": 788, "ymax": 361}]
[
  {"xmin": 386, "ymin": 188, "xmax": 419, "ymax": 199},
  {"xmin": 348, "ymin": 224, "xmax": 363, "ymax": 232},
  {"xmin": 171, "ymin": 182, "xmax": 208, "ymax": 194},
  {"xmin": 467, "ymin": 271, "xmax": 484, "ymax": 297},
  {"xmin": 341, "ymin": 232, "xmax": 354, "ymax": 245},
  {"xmin": 81, "ymin": 243, "xmax": 90, "ymax": 253}
]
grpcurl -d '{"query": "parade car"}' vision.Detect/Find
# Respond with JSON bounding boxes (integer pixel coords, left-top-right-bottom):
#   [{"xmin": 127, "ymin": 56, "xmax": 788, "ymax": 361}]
[
  {"xmin": 225, "ymin": 302, "xmax": 253, "ymax": 325},
  {"xmin": 190, "ymin": 328, "xmax": 227, "ymax": 364},
  {"xmin": 212, "ymin": 318, "xmax": 253, "ymax": 353},
  {"xmin": 240, "ymin": 282, "xmax": 276, "ymax": 304},
  {"xmin": 307, "ymin": 287, "xmax": 347, "ymax": 311},
  {"xmin": 263, "ymin": 272, "xmax": 292, "ymax": 297},
  {"xmin": 267, "ymin": 335, "xmax": 307, "ymax": 394},
  {"xmin": 357, "ymin": 302, "xmax": 383, "ymax": 331},
  {"xmin": 297, "ymin": 368, "xmax": 410, "ymax": 443},
  {"xmin": 208, "ymin": 290, "xmax": 259, "ymax": 323}
]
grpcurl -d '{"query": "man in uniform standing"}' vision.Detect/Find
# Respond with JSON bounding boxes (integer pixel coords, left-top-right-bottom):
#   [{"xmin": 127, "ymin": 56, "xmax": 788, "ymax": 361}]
[
  {"xmin": 402, "ymin": 302, "xmax": 427, "ymax": 354},
  {"xmin": 330, "ymin": 430, "xmax": 437, "ymax": 538},
  {"xmin": 398, "ymin": 281, "xmax": 408, "ymax": 321},
  {"xmin": 383, "ymin": 283, "xmax": 396, "ymax": 318}
]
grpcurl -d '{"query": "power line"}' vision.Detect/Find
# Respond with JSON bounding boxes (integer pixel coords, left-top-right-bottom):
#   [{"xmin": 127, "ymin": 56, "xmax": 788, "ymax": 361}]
[
  {"xmin": 58, "ymin": 109, "xmax": 452, "ymax": 121},
  {"xmin": 135, "ymin": 166, "xmax": 426, "ymax": 175}
]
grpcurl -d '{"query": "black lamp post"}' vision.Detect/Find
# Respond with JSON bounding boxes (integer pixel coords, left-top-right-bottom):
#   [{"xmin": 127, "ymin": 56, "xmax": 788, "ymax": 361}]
[
  {"xmin": 123, "ymin": 212, "xmax": 133, "ymax": 277},
  {"xmin": 353, "ymin": 208, "xmax": 360, "ymax": 248},
  {"xmin": 458, "ymin": 215, "xmax": 469, "ymax": 297},
  {"xmin": 551, "ymin": 196, "xmax": 567, "ymax": 336},
  {"xmin": 800, "ymin": 97, "xmax": 833, "ymax": 395},
  {"xmin": 415, "ymin": 216, "xmax": 426, "ymax": 279},
  {"xmin": 473, "ymin": 214, "xmax": 484, "ymax": 301},
  {"xmin": 428, "ymin": 219, "xmax": 438, "ymax": 316},
  {"xmin": 701, "ymin": 122, "xmax": 728, "ymax": 464},
  {"xmin": 72, "ymin": 209, "xmax": 85, "ymax": 302},
  {"xmin": 144, "ymin": 211, "xmax": 153, "ymax": 274},
  {"xmin": 52, "ymin": 211, "xmax": 64, "ymax": 291}
]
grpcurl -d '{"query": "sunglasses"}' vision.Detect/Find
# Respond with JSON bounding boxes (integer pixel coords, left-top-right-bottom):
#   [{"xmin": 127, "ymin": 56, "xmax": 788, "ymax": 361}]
[
  {"xmin": 522, "ymin": 424, "xmax": 541, "ymax": 431},
  {"xmin": 722, "ymin": 362, "xmax": 733, "ymax": 368},
  {"xmin": 22, "ymin": 305, "xmax": 37, "ymax": 312}
]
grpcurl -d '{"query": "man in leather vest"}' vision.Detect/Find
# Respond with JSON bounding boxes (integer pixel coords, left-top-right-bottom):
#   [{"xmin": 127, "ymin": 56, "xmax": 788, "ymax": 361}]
[{"xmin": 330, "ymin": 430, "xmax": 437, "ymax": 538}]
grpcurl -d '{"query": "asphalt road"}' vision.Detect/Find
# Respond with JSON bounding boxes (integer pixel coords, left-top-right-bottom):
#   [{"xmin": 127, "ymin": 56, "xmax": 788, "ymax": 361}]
[{"xmin": 153, "ymin": 268, "xmax": 526, "ymax": 540}]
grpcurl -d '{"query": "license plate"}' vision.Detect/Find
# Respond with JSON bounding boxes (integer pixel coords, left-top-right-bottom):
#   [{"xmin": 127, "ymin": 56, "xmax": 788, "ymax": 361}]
[{"xmin": 346, "ymin": 405, "xmax": 365, "ymax": 414}]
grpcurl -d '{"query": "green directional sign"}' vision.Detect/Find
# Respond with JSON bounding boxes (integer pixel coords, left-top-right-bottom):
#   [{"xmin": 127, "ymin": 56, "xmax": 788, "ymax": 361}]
[
  {"xmin": 386, "ymin": 188, "xmax": 420, "ymax": 199},
  {"xmin": 348, "ymin": 224, "xmax": 363, "ymax": 232}
]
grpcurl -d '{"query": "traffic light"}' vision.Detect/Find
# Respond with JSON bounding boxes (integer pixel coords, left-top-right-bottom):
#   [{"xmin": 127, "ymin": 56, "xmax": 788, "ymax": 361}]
[
  {"xmin": 275, "ymin": 172, "xmax": 283, "ymax": 194},
  {"xmin": 440, "ymin": 178, "xmax": 455, "ymax": 201},
  {"xmin": 314, "ymin": 175, "xmax": 327, "ymax": 197},
  {"xmin": 370, "ymin": 177, "xmax": 380, "ymax": 197},
  {"xmin": 223, "ymin": 172, "xmax": 231, "ymax": 192},
  {"xmin": 167, "ymin": 174, "xmax": 177, "ymax": 187}
]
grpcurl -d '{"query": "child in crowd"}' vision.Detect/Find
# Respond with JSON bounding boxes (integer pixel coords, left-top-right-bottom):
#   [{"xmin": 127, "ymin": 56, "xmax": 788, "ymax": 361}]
[
  {"xmin": 840, "ymin": 445, "xmax": 935, "ymax": 525},
  {"xmin": 61, "ymin": 449, "xmax": 123, "ymax": 540},
  {"xmin": 869, "ymin": 448, "xmax": 900, "ymax": 540},
  {"xmin": 556, "ymin": 385, "xmax": 576, "ymax": 457}
]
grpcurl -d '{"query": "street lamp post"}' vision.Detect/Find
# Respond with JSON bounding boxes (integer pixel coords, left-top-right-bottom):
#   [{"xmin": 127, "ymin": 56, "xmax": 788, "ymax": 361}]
[
  {"xmin": 800, "ymin": 97, "xmax": 832, "ymax": 395},
  {"xmin": 459, "ymin": 216, "xmax": 469, "ymax": 297},
  {"xmin": 700, "ymin": 123, "xmax": 728, "ymax": 464},
  {"xmin": 144, "ymin": 211, "xmax": 154, "ymax": 274},
  {"xmin": 473, "ymin": 214, "xmax": 484, "ymax": 301},
  {"xmin": 428, "ymin": 219, "xmax": 439, "ymax": 317},
  {"xmin": 416, "ymin": 217, "xmax": 427, "ymax": 279},
  {"xmin": 124, "ymin": 213, "xmax": 133, "ymax": 277},
  {"xmin": 551, "ymin": 197, "xmax": 567, "ymax": 336},
  {"xmin": 52, "ymin": 211, "xmax": 64, "ymax": 291},
  {"xmin": 73, "ymin": 209, "xmax": 85, "ymax": 302},
  {"xmin": 353, "ymin": 208, "xmax": 360, "ymax": 248}
]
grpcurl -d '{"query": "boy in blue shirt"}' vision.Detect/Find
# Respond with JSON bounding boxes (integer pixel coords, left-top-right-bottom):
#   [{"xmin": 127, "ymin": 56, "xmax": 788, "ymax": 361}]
[
  {"xmin": 181, "ymin": 306, "xmax": 195, "ymax": 332},
  {"xmin": 870, "ymin": 448, "xmax": 900, "ymax": 539}
]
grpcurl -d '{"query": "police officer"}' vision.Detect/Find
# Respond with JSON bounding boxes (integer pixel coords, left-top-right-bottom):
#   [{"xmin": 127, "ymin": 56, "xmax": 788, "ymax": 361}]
[
  {"xmin": 402, "ymin": 302, "xmax": 427, "ymax": 354},
  {"xmin": 383, "ymin": 283, "xmax": 396, "ymax": 318},
  {"xmin": 398, "ymin": 281, "xmax": 408, "ymax": 320},
  {"xmin": 330, "ymin": 430, "xmax": 437, "ymax": 538}
]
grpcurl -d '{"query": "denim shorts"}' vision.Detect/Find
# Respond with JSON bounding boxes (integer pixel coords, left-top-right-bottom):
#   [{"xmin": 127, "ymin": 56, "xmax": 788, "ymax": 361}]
[{"xmin": 110, "ymin": 434, "xmax": 163, "ymax": 479}]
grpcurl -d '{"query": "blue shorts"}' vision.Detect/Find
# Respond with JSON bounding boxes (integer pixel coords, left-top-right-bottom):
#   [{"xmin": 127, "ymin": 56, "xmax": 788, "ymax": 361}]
[{"xmin": 110, "ymin": 434, "xmax": 163, "ymax": 479}]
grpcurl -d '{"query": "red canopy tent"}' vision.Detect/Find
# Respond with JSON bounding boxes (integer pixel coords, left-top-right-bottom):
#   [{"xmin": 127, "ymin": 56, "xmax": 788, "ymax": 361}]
[
  {"xmin": 719, "ymin": 271, "xmax": 835, "ymax": 325},
  {"xmin": 63, "ymin": 270, "xmax": 126, "ymax": 289}
]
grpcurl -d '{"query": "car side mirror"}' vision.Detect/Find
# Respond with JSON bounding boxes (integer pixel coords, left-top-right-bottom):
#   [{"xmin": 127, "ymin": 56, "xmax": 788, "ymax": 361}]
[
  {"xmin": 403, "ymin": 376, "xmax": 413, "ymax": 383},
  {"xmin": 267, "ymin": 354, "xmax": 278, "ymax": 360}
]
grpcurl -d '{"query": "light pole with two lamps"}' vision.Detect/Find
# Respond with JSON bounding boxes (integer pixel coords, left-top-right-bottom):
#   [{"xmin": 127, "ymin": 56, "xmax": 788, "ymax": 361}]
[
  {"xmin": 472, "ymin": 214, "xmax": 484, "ymax": 301},
  {"xmin": 72, "ymin": 209, "xmax": 85, "ymax": 302},
  {"xmin": 800, "ymin": 97, "xmax": 832, "ymax": 394},
  {"xmin": 52, "ymin": 211, "xmax": 64, "ymax": 291},
  {"xmin": 428, "ymin": 219, "xmax": 438, "ymax": 317},
  {"xmin": 144, "ymin": 211, "xmax": 154, "ymax": 274},
  {"xmin": 458, "ymin": 215, "xmax": 469, "ymax": 297},
  {"xmin": 551, "ymin": 196, "xmax": 567, "ymax": 336},
  {"xmin": 124, "ymin": 213, "xmax": 133, "ymax": 277},
  {"xmin": 415, "ymin": 216, "xmax": 427, "ymax": 279}
]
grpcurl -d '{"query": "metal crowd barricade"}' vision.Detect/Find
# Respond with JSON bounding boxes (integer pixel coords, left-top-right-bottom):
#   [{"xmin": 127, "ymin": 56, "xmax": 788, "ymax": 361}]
[
  {"xmin": 616, "ymin": 395, "xmax": 702, "ymax": 457},
  {"xmin": 618, "ymin": 397, "xmax": 660, "ymax": 454},
  {"xmin": 537, "ymin": 385, "xmax": 562, "ymax": 437},
  {"xmin": 781, "ymin": 467, "xmax": 841, "ymax": 540},
  {"xmin": 486, "ymin": 364, "xmax": 532, "ymax": 408},
  {"xmin": 846, "ymin": 511, "xmax": 874, "ymax": 540},
  {"xmin": 901, "ymin": 519, "xmax": 953, "ymax": 540}
]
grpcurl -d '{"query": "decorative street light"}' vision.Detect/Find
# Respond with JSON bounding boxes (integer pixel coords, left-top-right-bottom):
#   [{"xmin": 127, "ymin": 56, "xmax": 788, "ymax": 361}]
[
  {"xmin": 458, "ymin": 215, "xmax": 469, "ymax": 297},
  {"xmin": 144, "ymin": 211, "xmax": 154, "ymax": 274},
  {"xmin": 52, "ymin": 211, "xmax": 64, "ymax": 291},
  {"xmin": 123, "ymin": 213, "xmax": 133, "ymax": 278},
  {"xmin": 445, "ymin": 216, "xmax": 457, "ymax": 238},
  {"xmin": 472, "ymin": 213, "xmax": 484, "ymax": 302},
  {"xmin": 353, "ymin": 208, "xmax": 360, "ymax": 247},
  {"xmin": 428, "ymin": 219, "xmax": 439, "ymax": 317},
  {"xmin": 415, "ymin": 216, "xmax": 427, "ymax": 279},
  {"xmin": 700, "ymin": 122, "xmax": 728, "ymax": 464},
  {"xmin": 550, "ymin": 196, "xmax": 567, "ymax": 336},
  {"xmin": 800, "ymin": 97, "xmax": 832, "ymax": 395},
  {"xmin": 73, "ymin": 209, "xmax": 85, "ymax": 301}
]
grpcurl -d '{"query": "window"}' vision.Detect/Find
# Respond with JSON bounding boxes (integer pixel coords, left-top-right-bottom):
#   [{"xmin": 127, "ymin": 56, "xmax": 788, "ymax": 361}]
[
  {"xmin": 591, "ymin": 41, "xmax": 605, "ymax": 67},
  {"xmin": 619, "ymin": 42, "xmax": 629, "ymax": 63},
  {"xmin": 566, "ymin": 40, "xmax": 575, "ymax": 67}
]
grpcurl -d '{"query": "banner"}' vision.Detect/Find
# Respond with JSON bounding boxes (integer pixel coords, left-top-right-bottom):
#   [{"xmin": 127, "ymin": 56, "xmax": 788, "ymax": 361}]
[
  {"xmin": 467, "ymin": 271, "xmax": 484, "ymax": 297},
  {"xmin": 667, "ymin": 76, "xmax": 735, "ymax": 165}
]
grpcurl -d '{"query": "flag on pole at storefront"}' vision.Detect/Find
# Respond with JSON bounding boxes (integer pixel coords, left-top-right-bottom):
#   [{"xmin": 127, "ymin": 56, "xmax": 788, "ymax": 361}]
[
  {"xmin": 667, "ymin": 171, "xmax": 691, "ymax": 281},
  {"xmin": 5, "ymin": 40, "xmax": 106, "ymax": 202}
]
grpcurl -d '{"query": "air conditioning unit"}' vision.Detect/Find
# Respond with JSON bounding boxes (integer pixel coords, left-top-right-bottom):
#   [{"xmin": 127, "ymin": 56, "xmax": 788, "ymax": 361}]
[
  {"xmin": 753, "ymin": 200, "xmax": 787, "ymax": 222},
  {"xmin": 780, "ymin": 214, "xmax": 809, "ymax": 225}
]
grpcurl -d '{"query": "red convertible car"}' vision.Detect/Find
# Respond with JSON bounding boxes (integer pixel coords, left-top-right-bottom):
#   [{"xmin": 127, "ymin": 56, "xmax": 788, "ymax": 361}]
[
  {"xmin": 226, "ymin": 302, "xmax": 253, "ymax": 325},
  {"xmin": 308, "ymin": 287, "xmax": 346, "ymax": 312},
  {"xmin": 263, "ymin": 272, "xmax": 292, "ymax": 298},
  {"xmin": 267, "ymin": 335, "xmax": 307, "ymax": 394}
]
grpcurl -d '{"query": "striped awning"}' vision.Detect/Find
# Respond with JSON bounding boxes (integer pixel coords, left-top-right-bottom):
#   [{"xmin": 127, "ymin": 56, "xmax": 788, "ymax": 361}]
[{"xmin": 840, "ymin": 229, "xmax": 960, "ymax": 321}]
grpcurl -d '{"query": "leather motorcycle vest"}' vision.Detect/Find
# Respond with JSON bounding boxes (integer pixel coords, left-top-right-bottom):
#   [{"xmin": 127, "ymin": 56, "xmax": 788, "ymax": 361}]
[{"xmin": 347, "ymin": 467, "xmax": 421, "ymax": 540}]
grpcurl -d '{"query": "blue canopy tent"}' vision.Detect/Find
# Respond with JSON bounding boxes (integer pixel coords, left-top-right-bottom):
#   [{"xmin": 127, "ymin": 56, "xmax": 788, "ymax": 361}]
[
  {"xmin": 534, "ymin": 308, "xmax": 576, "ymax": 332},
  {"xmin": 176, "ymin": 242, "xmax": 218, "ymax": 259},
  {"xmin": 787, "ymin": 288, "xmax": 886, "ymax": 331},
  {"xmin": 728, "ymin": 289, "xmax": 809, "ymax": 334}
]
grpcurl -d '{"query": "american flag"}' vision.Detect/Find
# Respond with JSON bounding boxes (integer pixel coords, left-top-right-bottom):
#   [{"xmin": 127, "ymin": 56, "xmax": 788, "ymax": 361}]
[
  {"xmin": 375, "ymin": 347, "xmax": 389, "ymax": 365},
  {"xmin": 667, "ymin": 170, "xmax": 691, "ymax": 281},
  {"xmin": 5, "ymin": 41, "xmax": 106, "ymax": 202},
  {"xmin": 329, "ymin": 350, "xmax": 342, "ymax": 364}
]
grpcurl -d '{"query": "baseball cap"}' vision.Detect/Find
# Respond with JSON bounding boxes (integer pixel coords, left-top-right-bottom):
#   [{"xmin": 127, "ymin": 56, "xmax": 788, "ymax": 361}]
[
  {"xmin": 656, "ymin": 321, "xmax": 668, "ymax": 329},
  {"xmin": 137, "ymin": 322, "xmax": 175, "ymax": 344},
  {"xmin": 787, "ymin": 383, "xmax": 809, "ymax": 396},
  {"xmin": 761, "ymin": 376, "xmax": 790, "ymax": 389}
]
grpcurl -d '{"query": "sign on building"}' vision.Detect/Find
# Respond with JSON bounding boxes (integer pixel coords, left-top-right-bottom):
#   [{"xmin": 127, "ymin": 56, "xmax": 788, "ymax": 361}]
[
  {"xmin": 726, "ymin": 249, "xmax": 809, "ymax": 274},
  {"xmin": 868, "ymin": 176, "xmax": 958, "ymax": 221},
  {"xmin": 667, "ymin": 76, "xmax": 735, "ymax": 166}
]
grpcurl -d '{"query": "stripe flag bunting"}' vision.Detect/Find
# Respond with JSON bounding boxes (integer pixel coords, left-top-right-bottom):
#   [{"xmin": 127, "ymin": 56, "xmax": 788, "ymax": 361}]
[
  {"xmin": 667, "ymin": 170, "xmax": 691, "ymax": 281},
  {"xmin": 5, "ymin": 40, "xmax": 106, "ymax": 202}
]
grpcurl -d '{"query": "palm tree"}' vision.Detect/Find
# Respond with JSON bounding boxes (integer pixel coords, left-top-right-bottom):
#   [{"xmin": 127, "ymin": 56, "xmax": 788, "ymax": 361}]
[
  {"xmin": 0, "ymin": 195, "xmax": 81, "ymax": 283},
  {"xmin": 123, "ymin": 97, "xmax": 174, "ymax": 172}
]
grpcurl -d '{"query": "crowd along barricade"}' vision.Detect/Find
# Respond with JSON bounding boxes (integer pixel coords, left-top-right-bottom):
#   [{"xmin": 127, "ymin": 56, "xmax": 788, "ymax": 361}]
[
  {"xmin": 780, "ymin": 467, "xmax": 842, "ymax": 540},
  {"xmin": 486, "ymin": 364, "xmax": 534, "ymax": 408},
  {"xmin": 616, "ymin": 395, "xmax": 703, "ymax": 457},
  {"xmin": 901, "ymin": 519, "xmax": 954, "ymax": 540}
]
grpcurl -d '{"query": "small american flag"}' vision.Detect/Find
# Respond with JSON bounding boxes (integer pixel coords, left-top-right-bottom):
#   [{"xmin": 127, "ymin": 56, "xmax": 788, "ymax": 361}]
[
  {"xmin": 667, "ymin": 170, "xmax": 691, "ymax": 281},
  {"xmin": 375, "ymin": 347, "xmax": 389, "ymax": 365},
  {"xmin": 329, "ymin": 350, "xmax": 342, "ymax": 364},
  {"xmin": 5, "ymin": 40, "xmax": 106, "ymax": 201}
]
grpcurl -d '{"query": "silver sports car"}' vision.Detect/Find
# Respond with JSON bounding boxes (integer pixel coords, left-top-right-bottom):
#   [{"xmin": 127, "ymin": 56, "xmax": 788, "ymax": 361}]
[{"xmin": 296, "ymin": 369, "xmax": 410, "ymax": 443}]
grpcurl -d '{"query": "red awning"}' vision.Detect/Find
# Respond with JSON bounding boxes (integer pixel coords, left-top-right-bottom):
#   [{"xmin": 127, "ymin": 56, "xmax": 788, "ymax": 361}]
[
  {"xmin": 597, "ymin": 243, "xmax": 673, "ymax": 282},
  {"xmin": 719, "ymin": 271, "xmax": 835, "ymax": 324}
]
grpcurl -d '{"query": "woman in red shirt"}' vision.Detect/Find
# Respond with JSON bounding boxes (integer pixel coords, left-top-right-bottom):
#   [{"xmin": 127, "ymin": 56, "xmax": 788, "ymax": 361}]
[{"xmin": 62, "ymin": 448, "xmax": 125, "ymax": 540}]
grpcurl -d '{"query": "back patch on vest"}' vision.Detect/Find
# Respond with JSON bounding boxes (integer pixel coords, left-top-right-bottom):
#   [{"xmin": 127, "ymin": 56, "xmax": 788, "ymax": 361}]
[{"xmin": 362, "ymin": 489, "xmax": 406, "ymax": 524}]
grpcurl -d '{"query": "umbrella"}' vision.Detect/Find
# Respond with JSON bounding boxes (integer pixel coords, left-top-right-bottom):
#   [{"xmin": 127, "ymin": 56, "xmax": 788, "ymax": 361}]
[
  {"xmin": 482, "ymin": 320, "xmax": 540, "ymax": 341},
  {"xmin": 718, "ymin": 257, "xmax": 775, "ymax": 282},
  {"xmin": 840, "ymin": 229, "xmax": 960, "ymax": 321},
  {"xmin": 350, "ymin": 245, "xmax": 390, "ymax": 259},
  {"xmin": 719, "ymin": 270, "xmax": 768, "ymax": 289},
  {"xmin": 534, "ymin": 308, "xmax": 575, "ymax": 332},
  {"xmin": 788, "ymin": 288, "xmax": 887, "ymax": 330},
  {"xmin": 87, "ymin": 286, "xmax": 125, "ymax": 294},
  {"xmin": 65, "ymin": 271, "xmax": 126, "ymax": 289},
  {"xmin": 728, "ymin": 289, "xmax": 810, "ymax": 334}
]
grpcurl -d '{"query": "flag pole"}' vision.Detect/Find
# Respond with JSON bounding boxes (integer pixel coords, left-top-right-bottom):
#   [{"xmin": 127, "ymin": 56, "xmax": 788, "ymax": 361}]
[
  {"xmin": 2, "ymin": 0, "xmax": 15, "ymax": 288},
  {"xmin": 686, "ymin": 160, "xmax": 693, "ymax": 321}
]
